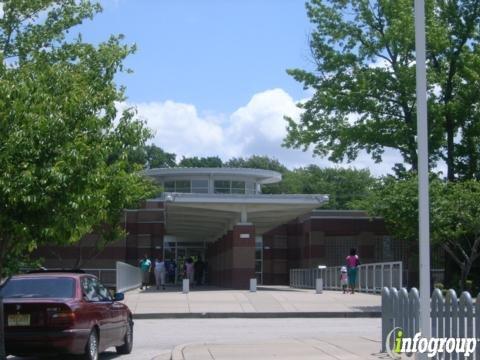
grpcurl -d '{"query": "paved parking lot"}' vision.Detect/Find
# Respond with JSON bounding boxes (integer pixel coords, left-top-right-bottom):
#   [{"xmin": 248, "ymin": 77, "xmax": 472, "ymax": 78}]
[{"xmin": 9, "ymin": 318, "xmax": 383, "ymax": 360}]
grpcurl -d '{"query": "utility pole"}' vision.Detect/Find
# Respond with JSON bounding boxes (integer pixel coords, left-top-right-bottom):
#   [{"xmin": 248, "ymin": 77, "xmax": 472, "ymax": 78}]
[{"xmin": 414, "ymin": 0, "xmax": 432, "ymax": 356}]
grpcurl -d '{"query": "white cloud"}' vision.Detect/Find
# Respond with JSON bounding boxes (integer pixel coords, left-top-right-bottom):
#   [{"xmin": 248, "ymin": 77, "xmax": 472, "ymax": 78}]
[
  {"xmin": 121, "ymin": 88, "xmax": 404, "ymax": 176},
  {"xmin": 0, "ymin": 3, "xmax": 4, "ymax": 19}
]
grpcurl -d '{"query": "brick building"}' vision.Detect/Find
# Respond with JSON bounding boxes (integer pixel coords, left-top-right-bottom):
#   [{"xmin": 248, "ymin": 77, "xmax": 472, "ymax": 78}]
[{"xmin": 36, "ymin": 168, "xmax": 405, "ymax": 288}]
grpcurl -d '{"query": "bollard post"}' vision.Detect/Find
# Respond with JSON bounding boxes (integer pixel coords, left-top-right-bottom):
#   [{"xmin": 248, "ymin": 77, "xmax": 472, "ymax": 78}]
[
  {"xmin": 316, "ymin": 278, "xmax": 323, "ymax": 294},
  {"xmin": 250, "ymin": 278, "xmax": 257, "ymax": 292},
  {"xmin": 182, "ymin": 279, "xmax": 189, "ymax": 294}
]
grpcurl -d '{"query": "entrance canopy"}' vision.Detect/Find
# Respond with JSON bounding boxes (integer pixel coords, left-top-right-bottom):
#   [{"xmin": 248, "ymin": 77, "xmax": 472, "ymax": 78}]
[{"xmin": 154, "ymin": 193, "xmax": 328, "ymax": 241}]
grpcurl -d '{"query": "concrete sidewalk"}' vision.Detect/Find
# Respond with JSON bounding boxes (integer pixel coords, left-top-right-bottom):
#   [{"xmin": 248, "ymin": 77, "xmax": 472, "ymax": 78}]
[
  {"xmin": 155, "ymin": 337, "xmax": 384, "ymax": 360},
  {"xmin": 123, "ymin": 285, "xmax": 381, "ymax": 318}
]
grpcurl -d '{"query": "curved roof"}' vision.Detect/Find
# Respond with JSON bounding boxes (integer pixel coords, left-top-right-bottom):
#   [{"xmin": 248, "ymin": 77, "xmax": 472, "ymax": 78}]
[{"xmin": 144, "ymin": 167, "xmax": 282, "ymax": 184}]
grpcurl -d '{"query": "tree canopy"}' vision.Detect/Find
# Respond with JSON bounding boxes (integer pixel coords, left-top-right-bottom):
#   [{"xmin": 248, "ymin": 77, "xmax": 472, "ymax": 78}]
[
  {"xmin": 283, "ymin": 166, "xmax": 376, "ymax": 209},
  {"xmin": 0, "ymin": 0, "xmax": 157, "ymax": 275},
  {"xmin": 285, "ymin": 0, "xmax": 480, "ymax": 181},
  {"xmin": 353, "ymin": 176, "xmax": 480, "ymax": 289},
  {"xmin": 178, "ymin": 156, "xmax": 223, "ymax": 168}
]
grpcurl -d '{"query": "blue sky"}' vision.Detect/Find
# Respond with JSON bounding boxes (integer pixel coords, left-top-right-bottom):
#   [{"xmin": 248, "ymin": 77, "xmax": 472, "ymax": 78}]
[
  {"xmin": 85, "ymin": 0, "xmax": 313, "ymax": 113},
  {"xmin": 78, "ymin": 0, "xmax": 402, "ymax": 175}
]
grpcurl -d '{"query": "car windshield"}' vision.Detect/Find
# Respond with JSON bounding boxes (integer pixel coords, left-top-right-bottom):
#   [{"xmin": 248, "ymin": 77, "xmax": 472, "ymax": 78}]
[{"xmin": 0, "ymin": 277, "xmax": 75, "ymax": 298}]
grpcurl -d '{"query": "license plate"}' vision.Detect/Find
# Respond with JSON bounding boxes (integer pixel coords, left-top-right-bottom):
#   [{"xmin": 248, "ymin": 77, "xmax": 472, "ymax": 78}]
[{"xmin": 8, "ymin": 314, "xmax": 30, "ymax": 326}]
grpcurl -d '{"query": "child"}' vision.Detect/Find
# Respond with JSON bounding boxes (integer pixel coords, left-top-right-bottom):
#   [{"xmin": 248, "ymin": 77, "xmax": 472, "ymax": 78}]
[{"xmin": 340, "ymin": 266, "xmax": 348, "ymax": 294}]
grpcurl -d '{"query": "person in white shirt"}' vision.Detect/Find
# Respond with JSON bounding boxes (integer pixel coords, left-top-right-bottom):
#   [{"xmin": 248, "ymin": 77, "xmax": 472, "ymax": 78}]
[{"xmin": 154, "ymin": 255, "xmax": 166, "ymax": 290}]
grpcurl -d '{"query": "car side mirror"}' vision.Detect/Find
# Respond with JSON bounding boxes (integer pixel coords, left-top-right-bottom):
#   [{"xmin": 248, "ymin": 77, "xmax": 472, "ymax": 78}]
[{"xmin": 114, "ymin": 292, "xmax": 124, "ymax": 301}]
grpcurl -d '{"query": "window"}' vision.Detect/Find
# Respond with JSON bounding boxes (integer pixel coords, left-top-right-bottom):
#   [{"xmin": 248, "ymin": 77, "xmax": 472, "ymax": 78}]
[
  {"xmin": 231, "ymin": 181, "xmax": 245, "ymax": 194},
  {"xmin": 214, "ymin": 180, "xmax": 246, "ymax": 194},
  {"xmin": 191, "ymin": 179, "xmax": 209, "ymax": 193},
  {"xmin": 214, "ymin": 180, "xmax": 230, "ymax": 194},
  {"xmin": 246, "ymin": 182, "xmax": 255, "ymax": 194},
  {"xmin": 82, "ymin": 277, "xmax": 100, "ymax": 302},
  {"xmin": 163, "ymin": 180, "xmax": 191, "ymax": 193},
  {"xmin": 81, "ymin": 277, "xmax": 111, "ymax": 302},
  {"xmin": 255, "ymin": 236, "xmax": 263, "ymax": 285},
  {"xmin": 164, "ymin": 181, "xmax": 175, "ymax": 192},
  {"xmin": 0, "ymin": 278, "xmax": 75, "ymax": 299},
  {"xmin": 175, "ymin": 180, "xmax": 191, "ymax": 193}
]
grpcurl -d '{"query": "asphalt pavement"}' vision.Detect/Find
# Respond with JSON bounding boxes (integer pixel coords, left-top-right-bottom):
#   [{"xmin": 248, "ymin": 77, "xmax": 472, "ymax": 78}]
[{"xmin": 8, "ymin": 318, "xmax": 383, "ymax": 360}]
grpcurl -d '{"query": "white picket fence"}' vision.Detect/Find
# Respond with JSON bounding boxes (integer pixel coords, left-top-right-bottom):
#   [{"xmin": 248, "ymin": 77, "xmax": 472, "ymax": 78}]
[
  {"xmin": 382, "ymin": 287, "xmax": 480, "ymax": 359},
  {"xmin": 289, "ymin": 261, "xmax": 403, "ymax": 293}
]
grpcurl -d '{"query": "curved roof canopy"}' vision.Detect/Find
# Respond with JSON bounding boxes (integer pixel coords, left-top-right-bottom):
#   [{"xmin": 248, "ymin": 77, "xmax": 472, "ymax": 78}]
[
  {"xmin": 151, "ymin": 193, "xmax": 329, "ymax": 240},
  {"xmin": 144, "ymin": 167, "xmax": 282, "ymax": 184}
]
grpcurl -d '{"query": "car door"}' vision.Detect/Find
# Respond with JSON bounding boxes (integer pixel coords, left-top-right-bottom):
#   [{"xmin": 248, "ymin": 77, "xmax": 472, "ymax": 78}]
[
  {"xmin": 81, "ymin": 277, "xmax": 113, "ymax": 350},
  {"xmin": 96, "ymin": 281, "xmax": 126, "ymax": 345}
]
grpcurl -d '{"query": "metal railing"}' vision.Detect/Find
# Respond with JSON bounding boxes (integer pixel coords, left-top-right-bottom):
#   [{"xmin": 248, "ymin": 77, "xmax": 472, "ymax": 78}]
[
  {"xmin": 115, "ymin": 261, "xmax": 141, "ymax": 293},
  {"xmin": 289, "ymin": 261, "xmax": 403, "ymax": 293},
  {"xmin": 382, "ymin": 287, "xmax": 480, "ymax": 358},
  {"xmin": 83, "ymin": 268, "xmax": 116, "ymax": 287}
]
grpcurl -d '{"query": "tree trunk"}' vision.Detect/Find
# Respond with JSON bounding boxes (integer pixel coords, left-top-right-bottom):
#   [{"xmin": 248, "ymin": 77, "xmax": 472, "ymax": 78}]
[
  {"xmin": 460, "ymin": 261, "xmax": 471, "ymax": 291},
  {"xmin": 446, "ymin": 113, "xmax": 455, "ymax": 181}
]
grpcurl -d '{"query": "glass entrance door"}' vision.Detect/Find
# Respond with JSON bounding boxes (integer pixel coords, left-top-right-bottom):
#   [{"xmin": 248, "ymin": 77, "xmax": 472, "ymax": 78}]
[{"xmin": 163, "ymin": 239, "xmax": 206, "ymax": 285}]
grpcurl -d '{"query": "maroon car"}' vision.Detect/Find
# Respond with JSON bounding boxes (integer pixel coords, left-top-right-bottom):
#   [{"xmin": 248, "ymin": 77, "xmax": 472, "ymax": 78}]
[{"xmin": 1, "ymin": 271, "xmax": 133, "ymax": 360}]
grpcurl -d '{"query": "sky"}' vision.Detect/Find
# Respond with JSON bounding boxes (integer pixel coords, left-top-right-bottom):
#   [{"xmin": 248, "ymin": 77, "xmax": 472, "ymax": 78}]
[{"xmin": 78, "ymin": 0, "xmax": 403, "ymax": 176}]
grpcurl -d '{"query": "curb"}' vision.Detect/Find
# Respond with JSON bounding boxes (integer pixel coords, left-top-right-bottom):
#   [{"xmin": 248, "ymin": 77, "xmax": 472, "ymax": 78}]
[
  {"xmin": 151, "ymin": 343, "xmax": 204, "ymax": 360},
  {"xmin": 134, "ymin": 311, "xmax": 381, "ymax": 319}
]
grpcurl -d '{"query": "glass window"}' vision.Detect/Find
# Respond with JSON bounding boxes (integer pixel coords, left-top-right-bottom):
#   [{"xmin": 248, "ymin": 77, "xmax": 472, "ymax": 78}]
[
  {"xmin": 164, "ymin": 181, "xmax": 175, "ymax": 192},
  {"xmin": 191, "ymin": 180, "xmax": 209, "ymax": 193},
  {"xmin": 255, "ymin": 260, "xmax": 262, "ymax": 273},
  {"xmin": 214, "ymin": 180, "xmax": 230, "ymax": 194},
  {"xmin": 97, "ymin": 282, "xmax": 112, "ymax": 301},
  {"xmin": 246, "ymin": 182, "xmax": 255, "ymax": 194},
  {"xmin": 82, "ymin": 277, "xmax": 112, "ymax": 302},
  {"xmin": 82, "ymin": 277, "xmax": 101, "ymax": 302},
  {"xmin": 0, "ymin": 278, "xmax": 75, "ymax": 299},
  {"xmin": 175, "ymin": 180, "xmax": 191, "ymax": 193},
  {"xmin": 231, "ymin": 181, "xmax": 245, "ymax": 194}
]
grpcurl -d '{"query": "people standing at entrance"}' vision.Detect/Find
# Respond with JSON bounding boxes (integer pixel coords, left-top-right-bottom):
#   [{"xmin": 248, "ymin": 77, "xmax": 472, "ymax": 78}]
[
  {"xmin": 346, "ymin": 248, "xmax": 360, "ymax": 294},
  {"xmin": 194, "ymin": 258, "xmax": 205, "ymax": 286},
  {"xmin": 154, "ymin": 255, "xmax": 166, "ymax": 290},
  {"xmin": 139, "ymin": 254, "xmax": 152, "ymax": 290},
  {"xmin": 340, "ymin": 266, "xmax": 348, "ymax": 294},
  {"xmin": 166, "ymin": 258, "xmax": 176, "ymax": 284},
  {"xmin": 184, "ymin": 257, "xmax": 194, "ymax": 286}
]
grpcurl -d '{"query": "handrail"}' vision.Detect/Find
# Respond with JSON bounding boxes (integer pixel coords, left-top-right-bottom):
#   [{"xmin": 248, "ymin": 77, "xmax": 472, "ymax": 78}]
[{"xmin": 289, "ymin": 261, "xmax": 403, "ymax": 293}]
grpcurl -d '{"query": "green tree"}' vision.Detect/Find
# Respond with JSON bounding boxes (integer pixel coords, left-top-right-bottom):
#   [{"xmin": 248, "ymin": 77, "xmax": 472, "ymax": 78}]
[
  {"xmin": 225, "ymin": 155, "xmax": 289, "ymax": 194},
  {"xmin": 285, "ymin": 0, "xmax": 480, "ymax": 181},
  {"xmin": 0, "ymin": 0, "xmax": 157, "ymax": 275},
  {"xmin": 179, "ymin": 156, "xmax": 223, "ymax": 168},
  {"xmin": 225, "ymin": 155, "xmax": 289, "ymax": 172},
  {"xmin": 128, "ymin": 144, "xmax": 176, "ymax": 169},
  {"xmin": 283, "ymin": 166, "xmax": 376, "ymax": 209},
  {"xmin": 354, "ymin": 176, "xmax": 480, "ymax": 290}
]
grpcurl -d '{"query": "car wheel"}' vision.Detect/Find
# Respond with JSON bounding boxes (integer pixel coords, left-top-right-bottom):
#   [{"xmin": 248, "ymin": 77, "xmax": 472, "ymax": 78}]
[
  {"xmin": 116, "ymin": 319, "xmax": 133, "ymax": 354},
  {"xmin": 84, "ymin": 329, "xmax": 99, "ymax": 360}
]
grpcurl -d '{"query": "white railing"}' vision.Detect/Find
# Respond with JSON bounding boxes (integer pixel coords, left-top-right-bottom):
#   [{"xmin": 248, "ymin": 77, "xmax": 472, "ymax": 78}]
[
  {"xmin": 115, "ymin": 261, "xmax": 141, "ymax": 293},
  {"xmin": 289, "ymin": 261, "xmax": 403, "ymax": 293}
]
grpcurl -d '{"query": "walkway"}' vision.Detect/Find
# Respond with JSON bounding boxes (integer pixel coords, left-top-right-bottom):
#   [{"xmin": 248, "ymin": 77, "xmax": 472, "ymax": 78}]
[
  {"xmin": 123, "ymin": 285, "xmax": 381, "ymax": 318},
  {"xmin": 160, "ymin": 337, "xmax": 384, "ymax": 360}
]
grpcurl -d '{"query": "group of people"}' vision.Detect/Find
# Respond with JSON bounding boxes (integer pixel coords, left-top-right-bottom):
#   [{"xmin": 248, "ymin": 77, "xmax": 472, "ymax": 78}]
[
  {"xmin": 138, "ymin": 254, "xmax": 206, "ymax": 290},
  {"xmin": 340, "ymin": 248, "xmax": 360, "ymax": 294}
]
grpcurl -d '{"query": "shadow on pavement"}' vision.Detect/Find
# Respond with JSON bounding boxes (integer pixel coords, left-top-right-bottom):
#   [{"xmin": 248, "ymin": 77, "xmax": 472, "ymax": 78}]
[
  {"xmin": 139, "ymin": 285, "xmax": 240, "ymax": 293},
  {"xmin": 8, "ymin": 350, "xmax": 124, "ymax": 360}
]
